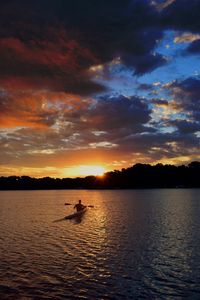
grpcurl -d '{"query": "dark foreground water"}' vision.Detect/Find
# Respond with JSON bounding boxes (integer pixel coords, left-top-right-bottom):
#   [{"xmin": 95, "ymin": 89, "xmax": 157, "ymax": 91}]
[{"xmin": 0, "ymin": 189, "xmax": 200, "ymax": 299}]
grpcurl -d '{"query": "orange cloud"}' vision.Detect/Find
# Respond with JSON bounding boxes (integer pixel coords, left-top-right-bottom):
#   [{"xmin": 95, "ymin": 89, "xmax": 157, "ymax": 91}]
[
  {"xmin": 0, "ymin": 28, "xmax": 104, "ymax": 95},
  {"xmin": 0, "ymin": 89, "xmax": 92, "ymax": 128}
]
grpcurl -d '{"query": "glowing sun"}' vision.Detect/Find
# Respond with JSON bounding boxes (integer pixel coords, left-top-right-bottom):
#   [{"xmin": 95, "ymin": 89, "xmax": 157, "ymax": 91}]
[
  {"xmin": 62, "ymin": 165, "xmax": 107, "ymax": 177},
  {"xmin": 78, "ymin": 165, "xmax": 106, "ymax": 176}
]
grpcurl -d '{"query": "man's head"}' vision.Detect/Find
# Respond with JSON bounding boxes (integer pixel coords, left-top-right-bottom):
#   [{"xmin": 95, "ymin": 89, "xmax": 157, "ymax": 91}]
[{"xmin": 78, "ymin": 200, "xmax": 81, "ymax": 204}]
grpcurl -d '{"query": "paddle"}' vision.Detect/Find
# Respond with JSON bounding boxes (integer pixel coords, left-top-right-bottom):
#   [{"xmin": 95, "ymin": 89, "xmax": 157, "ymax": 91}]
[{"xmin": 64, "ymin": 203, "xmax": 94, "ymax": 208}]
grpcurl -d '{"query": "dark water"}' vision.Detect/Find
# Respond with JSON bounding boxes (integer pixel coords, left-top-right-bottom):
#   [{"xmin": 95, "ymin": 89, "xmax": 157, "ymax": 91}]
[{"xmin": 0, "ymin": 189, "xmax": 200, "ymax": 299}]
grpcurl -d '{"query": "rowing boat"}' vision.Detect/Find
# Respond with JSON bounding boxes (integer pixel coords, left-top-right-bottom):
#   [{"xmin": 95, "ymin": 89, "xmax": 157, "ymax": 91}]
[{"xmin": 65, "ymin": 207, "xmax": 87, "ymax": 220}]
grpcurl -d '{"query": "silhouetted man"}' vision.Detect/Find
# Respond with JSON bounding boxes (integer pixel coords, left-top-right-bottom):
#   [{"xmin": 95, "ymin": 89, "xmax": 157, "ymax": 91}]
[{"xmin": 74, "ymin": 200, "xmax": 85, "ymax": 212}]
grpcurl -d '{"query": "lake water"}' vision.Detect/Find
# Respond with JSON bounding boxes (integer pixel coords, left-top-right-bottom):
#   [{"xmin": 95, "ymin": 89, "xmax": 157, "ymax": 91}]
[{"xmin": 0, "ymin": 189, "xmax": 200, "ymax": 299}]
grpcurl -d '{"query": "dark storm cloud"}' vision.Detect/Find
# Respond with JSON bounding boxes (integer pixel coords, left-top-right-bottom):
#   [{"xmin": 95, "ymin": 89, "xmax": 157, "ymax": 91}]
[
  {"xmin": 0, "ymin": 0, "xmax": 166, "ymax": 93},
  {"xmin": 118, "ymin": 130, "xmax": 199, "ymax": 161},
  {"xmin": 0, "ymin": 93, "xmax": 153, "ymax": 150},
  {"xmin": 123, "ymin": 52, "xmax": 166, "ymax": 75},
  {"xmin": 1, "ymin": 0, "xmax": 200, "ymax": 94},
  {"xmin": 169, "ymin": 120, "xmax": 200, "ymax": 134},
  {"xmin": 187, "ymin": 40, "xmax": 200, "ymax": 53},
  {"xmin": 0, "ymin": 34, "xmax": 105, "ymax": 95},
  {"xmin": 161, "ymin": 0, "xmax": 200, "ymax": 31},
  {"xmin": 169, "ymin": 78, "xmax": 200, "ymax": 121},
  {"xmin": 87, "ymin": 95, "xmax": 152, "ymax": 131},
  {"xmin": 58, "ymin": 94, "xmax": 153, "ymax": 147},
  {"xmin": 176, "ymin": 77, "xmax": 200, "ymax": 96}
]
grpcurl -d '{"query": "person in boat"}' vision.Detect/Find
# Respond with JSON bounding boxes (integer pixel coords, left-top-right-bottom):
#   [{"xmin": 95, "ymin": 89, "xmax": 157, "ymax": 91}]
[{"xmin": 74, "ymin": 200, "xmax": 85, "ymax": 212}]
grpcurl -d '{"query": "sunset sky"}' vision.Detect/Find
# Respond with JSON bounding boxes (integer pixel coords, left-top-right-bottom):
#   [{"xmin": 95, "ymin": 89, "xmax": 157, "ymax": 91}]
[{"xmin": 0, "ymin": 0, "xmax": 200, "ymax": 177}]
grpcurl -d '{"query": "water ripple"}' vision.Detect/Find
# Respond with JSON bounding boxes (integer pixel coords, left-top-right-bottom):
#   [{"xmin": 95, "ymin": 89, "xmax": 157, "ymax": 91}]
[{"xmin": 1, "ymin": 189, "xmax": 200, "ymax": 299}]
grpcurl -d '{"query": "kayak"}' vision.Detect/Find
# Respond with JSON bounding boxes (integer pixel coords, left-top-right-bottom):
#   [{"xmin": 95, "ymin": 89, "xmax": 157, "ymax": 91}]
[{"xmin": 65, "ymin": 207, "xmax": 87, "ymax": 220}]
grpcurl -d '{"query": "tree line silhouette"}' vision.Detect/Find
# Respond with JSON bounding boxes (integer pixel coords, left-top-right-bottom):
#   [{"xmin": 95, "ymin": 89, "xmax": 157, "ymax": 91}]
[{"xmin": 0, "ymin": 161, "xmax": 199, "ymax": 190}]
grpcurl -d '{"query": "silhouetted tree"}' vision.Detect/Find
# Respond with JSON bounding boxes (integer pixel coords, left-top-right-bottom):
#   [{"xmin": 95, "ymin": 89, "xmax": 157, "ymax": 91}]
[{"xmin": 0, "ymin": 161, "xmax": 199, "ymax": 190}]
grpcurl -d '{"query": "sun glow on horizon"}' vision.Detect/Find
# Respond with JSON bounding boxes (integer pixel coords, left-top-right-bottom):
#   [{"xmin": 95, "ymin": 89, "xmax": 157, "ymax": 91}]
[{"xmin": 63, "ymin": 165, "xmax": 106, "ymax": 177}]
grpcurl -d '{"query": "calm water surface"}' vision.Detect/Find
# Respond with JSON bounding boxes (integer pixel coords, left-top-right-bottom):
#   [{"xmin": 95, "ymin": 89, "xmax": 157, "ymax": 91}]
[{"xmin": 0, "ymin": 189, "xmax": 200, "ymax": 299}]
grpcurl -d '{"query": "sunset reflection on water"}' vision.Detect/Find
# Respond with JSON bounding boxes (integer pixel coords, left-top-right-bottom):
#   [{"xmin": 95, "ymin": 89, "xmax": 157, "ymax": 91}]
[{"xmin": 0, "ymin": 189, "xmax": 200, "ymax": 299}]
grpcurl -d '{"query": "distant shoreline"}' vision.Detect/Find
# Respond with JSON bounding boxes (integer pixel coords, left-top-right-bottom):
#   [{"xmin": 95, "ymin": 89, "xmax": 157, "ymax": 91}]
[
  {"xmin": 1, "ymin": 161, "xmax": 200, "ymax": 190},
  {"xmin": 0, "ymin": 187, "xmax": 200, "ymax": 192}
]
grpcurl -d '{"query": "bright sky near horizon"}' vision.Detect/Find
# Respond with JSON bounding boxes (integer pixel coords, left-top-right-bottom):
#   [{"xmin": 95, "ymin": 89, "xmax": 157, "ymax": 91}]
[{"xmin": 0, "ymin": 0, "xmax": 200, "ymax": 177}]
